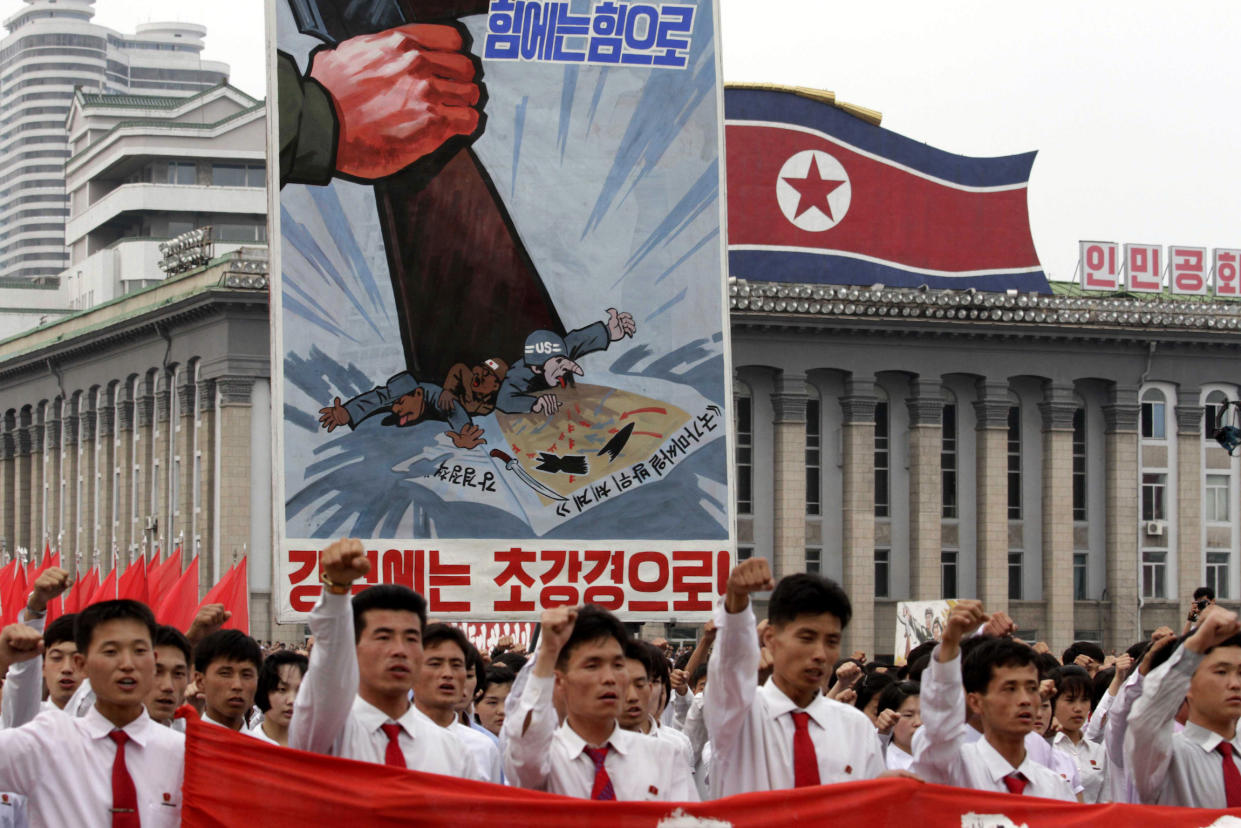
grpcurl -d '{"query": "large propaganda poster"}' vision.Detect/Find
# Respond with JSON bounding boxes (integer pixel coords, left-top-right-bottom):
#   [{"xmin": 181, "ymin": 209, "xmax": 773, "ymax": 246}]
[{"xmin": 269, "ymin": 0, "xmax": 733, "ymax": 621}]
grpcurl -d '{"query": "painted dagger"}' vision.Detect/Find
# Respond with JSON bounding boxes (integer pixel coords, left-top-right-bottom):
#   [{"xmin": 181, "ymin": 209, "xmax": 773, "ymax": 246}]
[{"xmin": 490, "ymin": 449, "xmax": 568, "ymax": 502}]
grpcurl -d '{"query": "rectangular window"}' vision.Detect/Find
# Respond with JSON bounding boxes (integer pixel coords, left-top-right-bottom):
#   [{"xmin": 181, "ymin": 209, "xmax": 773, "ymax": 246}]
[
  {"xmin": 805, "ymin": 547, "xmax": 821, "ymax": 575},
  {"xmin": 1142, "ymin": 550, "xmax": 1167, "ymax": 598},
  {"xmin": 1206, "ymin": 474, "xmax": 1230, "ymax": 523},
  {"xmin": 1008, "ymin": 551, "xmax": 1023, "ymax": 600},
  {"xmin": 1073, "ymin": 552, "xmax": 1088, "ymax": 600},
  {"xmin": 1007, "ymin": 406, "xmax": 1022, "ymax": 519},
  {"xmin": 941, "ymin": 549, "xmax": 958, "ymax": 599},
  {"xmin": 874, "ymin": 401, "xmax": 889, "ymax": 517},
  {"xmin": 1142, "ymin": 473, "xmax": 1167, "ymax": 521},
  {"xmin": 211, "ymin": 163, "xmax": 245, "ymax": 187},
  {"xmin": 1141, "ymin": 400, "xmax": 1166, "ymax": 439},
  {"xmin": 737, "ymin": 546, "xmax": 753, "ymax": 562},
  {"xmin": 736, "ymin": 396, "xmax": 752, "ymax": 514},
  {"xmin": 167, "ymin": 161, "xmax": 195, "ymax": 185},
  {"xmin": 1072, "ymin": 408, "xmax": 1087, "ymax": 521},
  {"xmin": 941, "ymin": 404, "xmax": 958, "ymax": 519},
  {"xmin": 1207, "ymin": 551, "xmax": 1231, "ymax": 600},
  {"xmin": 805, "ymin": 398, "xmax": 820, "ymax": 516},
  {"xmin": 244, "ymin": 164, "xmax": 265, "ymax": 187},
  {"xmin": 875, "ymin": 547, "xmax": 890, "ymax": 598}
]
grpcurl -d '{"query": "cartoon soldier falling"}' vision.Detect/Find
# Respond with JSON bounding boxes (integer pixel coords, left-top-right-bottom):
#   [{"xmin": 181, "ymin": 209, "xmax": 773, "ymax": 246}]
[{"xmin": 317, "ymin": 308, "xmax": 636, "ymax": 447}]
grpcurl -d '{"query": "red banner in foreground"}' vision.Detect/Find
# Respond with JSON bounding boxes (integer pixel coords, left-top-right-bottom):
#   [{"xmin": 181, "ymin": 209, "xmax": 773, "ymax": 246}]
[{"xmin": 182, "ymin": 720, "xmax": 1240, "ymax": 827}]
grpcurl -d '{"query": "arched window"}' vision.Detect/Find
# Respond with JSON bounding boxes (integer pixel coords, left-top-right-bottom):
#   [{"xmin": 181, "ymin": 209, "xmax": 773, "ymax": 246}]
[
  {"xmin": 1204, "ymin": 390, "xmax": 1229, "ymax": 438},
  {"xmin": 1141, "ymin": 388, "xmax": 1167, "ymax": 440}
]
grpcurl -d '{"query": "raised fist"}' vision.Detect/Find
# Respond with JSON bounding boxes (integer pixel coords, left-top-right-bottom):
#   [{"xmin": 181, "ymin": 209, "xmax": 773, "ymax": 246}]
[
  {"xmin": 1187, "ymin": 605, "xmax": 1241, "ymax": 655},
  {"xmin": 0, "ymin": 623, "xmax": 43, "ymax": 668},
  {"xmin": 321, "ymin": 538, "xmax": 369, "ymax": 587},
  {"xmin": 875, "ymin": 707, "xmax": 900, "ymax": 735},
  {"xmin": 725, "ymin": 558, "xmax": 774, "ymax": 613},
  {"xmin": 187, "ymin": 603, "xmax": 232, "ymax": 645},
  {"xmin": 27, "ymin": 566, "xmax": 70, "ymax": 615},
  {"xmin": 310, "ymin": 24, "xmax": 482, "ymax": 181}
]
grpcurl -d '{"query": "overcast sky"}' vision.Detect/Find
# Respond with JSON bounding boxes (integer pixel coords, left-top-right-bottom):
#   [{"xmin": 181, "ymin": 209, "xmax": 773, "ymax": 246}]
[{"xmin": 6, "ymin": 0, "xmax": 1238, "ymax": 284}]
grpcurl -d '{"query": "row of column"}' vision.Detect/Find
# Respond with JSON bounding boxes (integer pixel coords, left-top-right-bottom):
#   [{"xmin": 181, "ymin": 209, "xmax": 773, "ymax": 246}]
[
  {"xmin": 0, "ymin": 373, "xmax": 254, "ymax": 586},
  {"xmin": 764, "ymin": 372, "xmax": 1190, "ymax": 655}
]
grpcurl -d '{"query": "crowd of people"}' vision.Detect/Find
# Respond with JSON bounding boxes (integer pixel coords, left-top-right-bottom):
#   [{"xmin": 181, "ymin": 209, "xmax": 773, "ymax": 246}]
[{"xmin": 0, "ymin": 541, "xmax": 1238, "ymax": 825}]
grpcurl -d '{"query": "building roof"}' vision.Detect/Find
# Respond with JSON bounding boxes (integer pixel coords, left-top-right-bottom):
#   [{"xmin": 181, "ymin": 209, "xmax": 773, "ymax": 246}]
[
  {"xmin": 74, "ymin": 82, "xmax": 259, "ymax": 111},
  {"xmin": 729, "ymin": 277, "xmax": 1241, "ymax": 336}
]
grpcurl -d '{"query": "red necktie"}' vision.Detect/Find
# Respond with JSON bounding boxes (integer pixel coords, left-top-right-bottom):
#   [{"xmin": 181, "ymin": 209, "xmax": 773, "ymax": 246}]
[
  {"xmin": 380, "ymin": 723, "xmax": 406, "ymax": 768},
  {"xmin": 1217, "ymin": 742, "xmax": 1241, "ymax": 806},
  {"xmin": 108, "ymin": 730, "xmax": 140, "ymax": 828},
  {"xmin": 583, "ymin": 746, "xmax": 616, "ymax": 800},
  {"xmin": 1003, "ymin": 772, "xmax": 1027, "ymax": 795},
  {"xmin": 791, "ymin": 711, "xmax": 821, "ymax": 788}
]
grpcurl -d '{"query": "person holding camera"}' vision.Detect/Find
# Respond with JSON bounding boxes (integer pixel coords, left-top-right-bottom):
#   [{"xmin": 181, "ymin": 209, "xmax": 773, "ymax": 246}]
[{"xmin": 1183, "ymin": 587, "xmax": 1217, "ymax": 636}]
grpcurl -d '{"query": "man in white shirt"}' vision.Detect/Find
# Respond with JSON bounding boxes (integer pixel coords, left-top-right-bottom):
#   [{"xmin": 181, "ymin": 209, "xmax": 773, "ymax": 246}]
[
  {"xmin": 1126, "ymin": 604, "xmax": 1241, "ymax": 808},
  {"xmin": 620, "ymin": 639, "xmax": 693, "ymax": 768},
  {"xmin": 144, "ymin": 626, "xmax": 193, "ymax": 728},
  {"xmin": 912, "ymin": 600, "xmax": 1074, "ymax": 801},
  {"xmin": 0, "ymin": 599, "xmax": 185, "ymax": 827},
  {"xmin": 1, "ymin": 567, "xmax": 77, "ymax": 729},
  {"xmin": 705, "ymin": 558, "xmax": 887, "ymax": 798},
  {"xmin": 194, "ymin": 629, "xmax": 262, "ymax": 732},
  {"xmin": 504, "ymin": 604, "xmax": 696, "ymax": 801},
  {"xmin": 413, "ymin": 623, "xmax": 503, "ymax": 783},
  {"xmin": 289, "ymin": 538, "xmax": 476, "ymax": 778}
]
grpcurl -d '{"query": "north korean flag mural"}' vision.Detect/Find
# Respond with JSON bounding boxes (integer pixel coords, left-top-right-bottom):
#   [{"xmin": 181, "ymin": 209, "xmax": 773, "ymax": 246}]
[{"xmin": 725, "ymin": 87, "xmax": 1051, "ymax": 293}]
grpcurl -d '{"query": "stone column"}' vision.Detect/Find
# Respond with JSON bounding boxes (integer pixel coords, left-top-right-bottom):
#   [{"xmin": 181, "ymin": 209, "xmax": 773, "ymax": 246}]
[
  {"xmin": 98, "ymin": 388, "xmax": 116, "ymax": 559},
  {"xmin": 198, "ymin": 380, "xmax": 217, "ymax": 575},
  {"xmin": 115, "ymin": 384, "xmax": 135, "ymax": 556},
  {"xmin": 15, "ymin": 408, "xmax": 32, "ymax": 554},
  {"xmin": 154, "ymin": 379, "xmax": 171, "ymax": 555},
  {"xmin": 1104, "ymin": 387, "xmax": 1140, "ymax": 648},
  {"xmin": 1176, "ymin": 388, "xmax": 1204, "ymax": 609},
  {"xmin": 0, "ymin": 412, "xmax": 15, "ymax": 555},
  {"xmin": 81, "ymin": 397, "xmax": 97, "ymax": 568},
  {"xmin": 62, "ymin": 398, "xmax": 79, "ymax": 565},
  {"xmin": 840, "ymin": 376, "xmax": 877, "ymax": 657},
  {"xmin": 973, "ymin": 380, "xmax": 1011, "ymax": 614},
  {"xmin": 177, "ymin": 376, "xmax": 197, "ymax": 553},
  {"xmin": 907, "ymin": 379, "xmax": 944, "ymax": 600},
  {"xmin": 46, "ymin": 400, "xmax": 61, "ymax": 551},
  {"xmin": 216, "ymin": 378, "xmax": 254, "ymax": 594},
  {"xmin": 27, "ymin": 406, "xmax": 44, "ymax": 555},
  {"xmin": 1039, "ymin": 383, "xmax": 1077, "ymax": 653},
  {"xmin": 771, "ymin": 371, "xmax": 808, "ymax": 578},
  {"xmin": 136, "ymin": 380, "xmax": 155, "ymax": 557}
]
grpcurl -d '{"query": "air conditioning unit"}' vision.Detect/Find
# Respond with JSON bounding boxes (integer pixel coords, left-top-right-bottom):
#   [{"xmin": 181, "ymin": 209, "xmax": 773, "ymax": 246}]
[{"xmin": 1144, "ymin": 520, "xmax": 1165, "ymax": 537}]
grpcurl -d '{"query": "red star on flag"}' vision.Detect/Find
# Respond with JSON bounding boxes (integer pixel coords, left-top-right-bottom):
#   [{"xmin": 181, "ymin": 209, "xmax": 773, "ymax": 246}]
[{"xmin": 783, "ymin": 155, "xmax": 846, "ymax": 221}]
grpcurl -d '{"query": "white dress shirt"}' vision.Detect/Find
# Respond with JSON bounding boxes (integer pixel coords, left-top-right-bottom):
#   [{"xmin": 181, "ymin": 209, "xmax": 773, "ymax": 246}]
[
  {"xmin": 0, "ymin": 617, "xmax": 44, "ymax": 731},
  {"xmin": 704, "ymin": 601, "xmax": 885, "ymax": 798},
  {"xmin": 0, "ymin": 706, "xmax": 184, "ymax": 828},
  {"xmin": 288, "ymin": 591, "xmax": 477, "ymax": 779},
  {"xmin": 1126, "ymin": 645, "xmax": 1241, "ymax": 808},
  {"xmin": 912, "ymin": 648, "xmax": 1075, "ymax": 801},
  {"xmin": 503, "ymin": 673, "xmax": 696, "ymax": 800},
  {"xmin": 885, "ymin": 743, "xmax": 915, "ymax": 771},
  {"xmin": 0, "ymin": 792, "xmax": 27, "ymax": 828},
  {"xmin": 450, "ymin": 720, "xmax": 503, "ymax": 783},
  {"xmin": 245, "ymin": 720, "xmax": 280, "ymax": 745},
  {"xmin": 1102, "ymin": 670, "xmax": 1143, "ymax": 803},
  {"xmin": 1051, "ymin": 731, "xmax": 1107, "ymax": 802},
  {"xmin": 1084, "ymin": 687, "xmax": 1114, "ymax": 743},
  {"xmin": 649, "ymin": 716, "xmax": 694, "ymax": 770}
]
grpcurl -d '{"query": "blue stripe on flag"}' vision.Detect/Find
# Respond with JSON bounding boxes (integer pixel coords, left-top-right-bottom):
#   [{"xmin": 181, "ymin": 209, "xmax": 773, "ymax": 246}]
[{"xmin": 729, "ymin": 249, "xmax": 1053, "ymax": 294}]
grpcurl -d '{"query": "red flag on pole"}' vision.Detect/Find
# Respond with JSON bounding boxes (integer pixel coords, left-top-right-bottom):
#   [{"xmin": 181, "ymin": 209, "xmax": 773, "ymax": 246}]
[
  {"xmin": 34, "ymin": 542, "xmax": 52, "ymax": 578},
  {"xmin": 156, "ymin": 555, "xmax": 199, "ymax": 631},
  {"xmin": 89, "ymin": 566, "xmax": 118, "ymax": 607},
  {"xmin": 0, "ymin": 560, "xmax": 25, "ymax": 626},
  {"xmin": 149, "ymin": 547, "xmax": 182, "ymax": 610},
  {"xmin": 118, "ymin": 556, "xmax": 149, "ymax": 606},
  {"xmin": 66, "ymin": 567, "xmax": 99, "ymax": 615},
  {"xmin": 198, "ymin": 558, "xmax": 249, "ymax": 635}
]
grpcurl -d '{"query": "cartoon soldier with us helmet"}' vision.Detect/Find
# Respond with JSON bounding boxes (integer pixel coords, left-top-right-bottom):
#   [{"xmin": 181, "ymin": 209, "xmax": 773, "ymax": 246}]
[{"xmin": 496, "ymin": 308, "xmax": 637, "ymax": 416}]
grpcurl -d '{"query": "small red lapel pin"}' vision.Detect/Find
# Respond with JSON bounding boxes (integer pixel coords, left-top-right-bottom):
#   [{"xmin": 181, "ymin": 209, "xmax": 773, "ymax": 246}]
[
  {"xmin": 648, "ymin": 785, "xmax": 659, "ymax": 795},
  {"xmin": 844, "ymin": 765, "xmax": 853, "ymax": 774},
  {"xmin": 163, "ymin": 793, "xmax": 171, "ymax": 803}
]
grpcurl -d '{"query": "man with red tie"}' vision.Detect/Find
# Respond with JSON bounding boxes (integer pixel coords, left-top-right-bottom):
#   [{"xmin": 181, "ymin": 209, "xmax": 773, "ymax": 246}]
[
  {"xmin": 0, "ymin": 600, "xmax": 186, "ymax": 827},
  {"xmin": 1126, "ymin": 604, "xmax": 1241, "ymax": 807},
  {"xmin": 503, "ymin": 605, "xmax": 696, "ymax": 800},
  {"xmin": 705, "ymin": 558, "xmax": 887, "ymax": 797},
  {"xmin": 288, "ymin": 538, "xmax": 476, "ymax": 779},
  {"xmin": 913, "ymin": 600, "xmax": 1074, "ymax": 800}
]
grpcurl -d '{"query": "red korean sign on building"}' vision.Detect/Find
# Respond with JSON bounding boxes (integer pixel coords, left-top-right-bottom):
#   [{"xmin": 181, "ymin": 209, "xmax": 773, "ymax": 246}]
[
  {"xmin": 1080, "ymin": 240, "xmax": 1241, "ymax": 297},
  {"xmin": 279, "ymin": 543, "xmax": 729, "ymax": 621}
]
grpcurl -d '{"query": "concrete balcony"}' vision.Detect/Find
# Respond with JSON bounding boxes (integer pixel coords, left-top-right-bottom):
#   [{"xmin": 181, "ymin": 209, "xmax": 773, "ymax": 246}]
[{"xmin": 66, "ymin": 183, "xmax": 266, "ymax": 246}]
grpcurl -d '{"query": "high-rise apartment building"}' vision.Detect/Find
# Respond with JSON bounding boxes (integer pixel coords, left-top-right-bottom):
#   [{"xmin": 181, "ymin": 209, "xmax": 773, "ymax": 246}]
[{"xmin": 0, "ymin": 0, "xmax": 229, "ymax": 282}]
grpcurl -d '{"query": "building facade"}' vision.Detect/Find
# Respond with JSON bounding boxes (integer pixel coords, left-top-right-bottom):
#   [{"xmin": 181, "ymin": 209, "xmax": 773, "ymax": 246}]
[
  {"xmin": 0, "ymin": 0, "xmax": 229, "ymax": 282},
  {"xmin": 0, "ymin": 250, "xmax": 277, "ymax": 636},
  {"xmin": 60, "ymin": 83, "xmax": 266, "ymax": 309},
  {"xmin": 732, "ymin": 278, "xmax": 1241, "ymax": 658}
]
